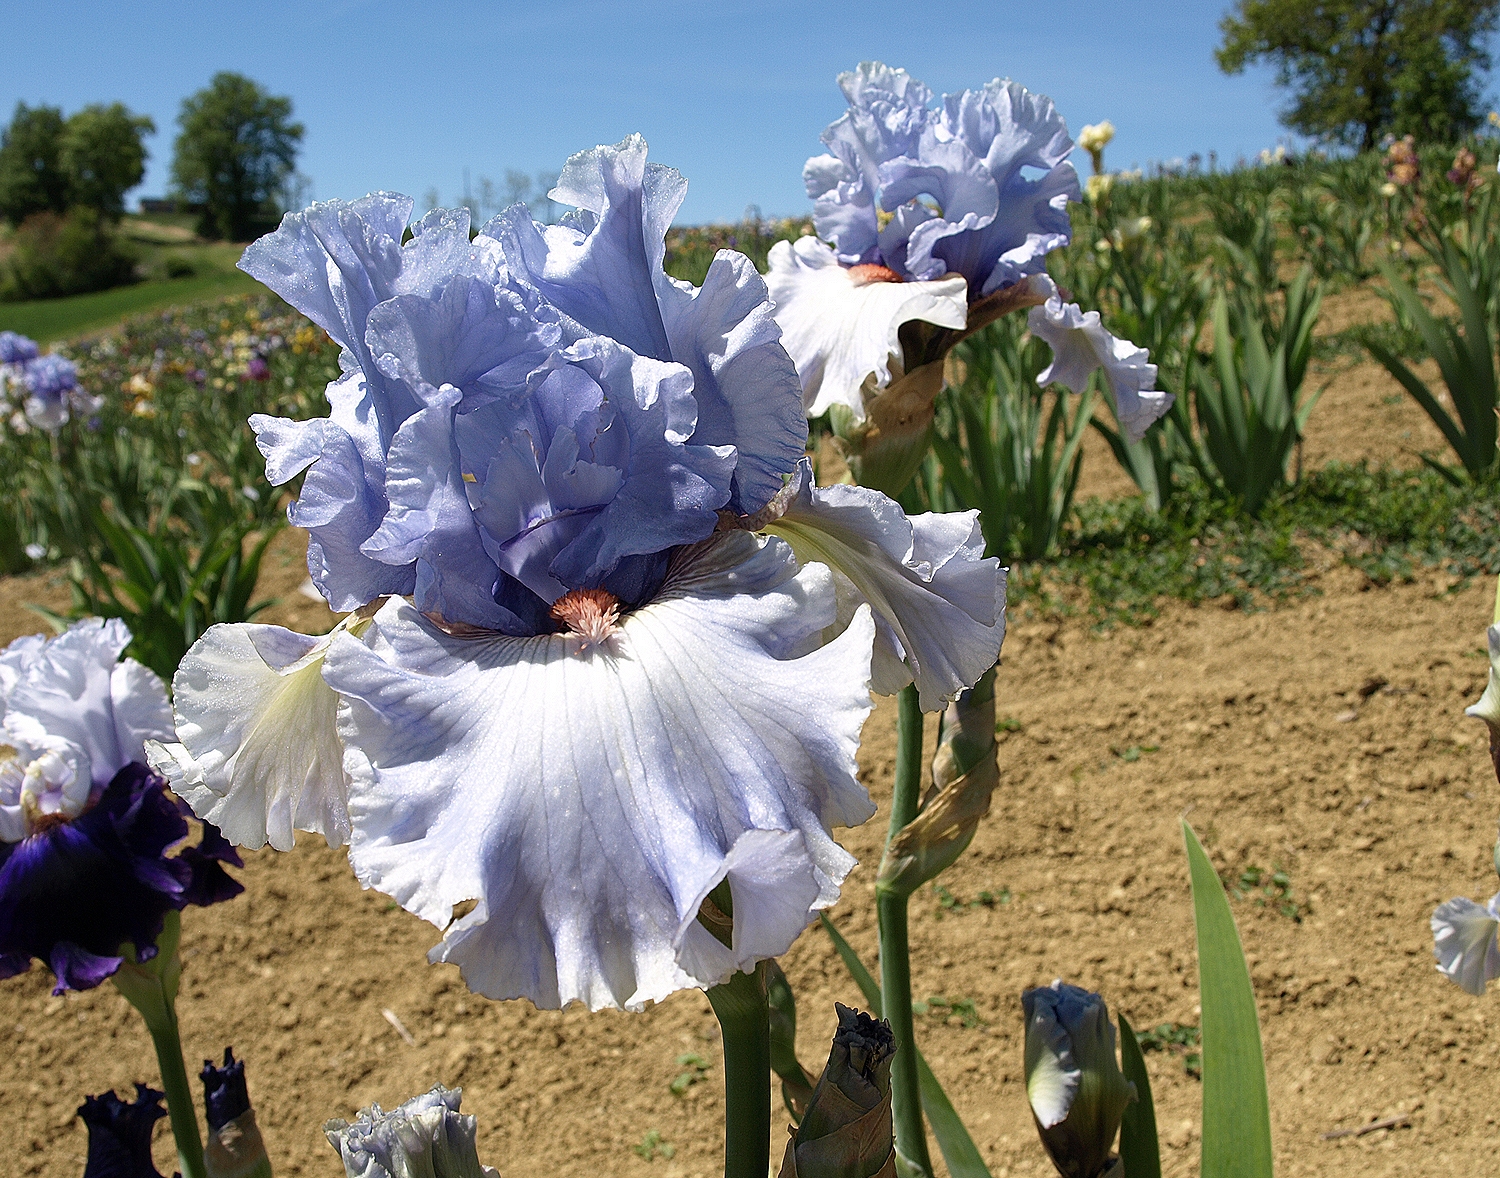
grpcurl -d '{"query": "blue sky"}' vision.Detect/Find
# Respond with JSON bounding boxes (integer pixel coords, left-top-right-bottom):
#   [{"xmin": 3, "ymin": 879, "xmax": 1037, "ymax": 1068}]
[{"xmin": 0, "ymin": 1, "xmax": 1468, "ymax": 224}]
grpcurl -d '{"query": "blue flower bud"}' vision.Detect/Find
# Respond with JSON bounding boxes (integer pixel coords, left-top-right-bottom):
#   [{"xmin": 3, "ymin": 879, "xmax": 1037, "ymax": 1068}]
[{"xmin": 1022, "ymin": 981, "xmax": 1135, "ymax": 1178}]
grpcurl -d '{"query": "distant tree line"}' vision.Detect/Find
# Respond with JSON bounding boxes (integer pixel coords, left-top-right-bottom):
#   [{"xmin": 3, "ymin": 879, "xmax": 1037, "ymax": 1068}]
[{"xmin": 0, "ymin": 72, "xmax": 305, "ymax": 299}]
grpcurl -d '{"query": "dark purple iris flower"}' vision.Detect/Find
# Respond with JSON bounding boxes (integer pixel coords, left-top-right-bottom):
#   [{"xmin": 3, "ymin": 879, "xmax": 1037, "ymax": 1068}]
[
  {"xmin": 0, "ymin": 763, "xmax": 242, "ymax": 993},
  {"xmin": 245, "ymin": 354, "xmax": 270, "ymax": 382},
  {"xmin": 78, "ymin": 1083, "xmax": 168, "ymax": 1178}
]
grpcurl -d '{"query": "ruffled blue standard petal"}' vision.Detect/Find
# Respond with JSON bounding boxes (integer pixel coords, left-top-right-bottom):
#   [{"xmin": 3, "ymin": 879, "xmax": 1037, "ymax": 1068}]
[
  {"xmin": 806, "ymin": 68, "xmax": 1079, "ymax": 293},
  {"xmin": 0, "ymin": 763, "xmax": 240, "ymax": 993},
  {"xmin": 322, "ymin": 532, "xmax": 875, "ymax": 1010},
  {"xmin": 239, "ymin": 193, "xmax": 420, "ymax": 439},
  {"xmin": 485, "ymin": 135, "xmax": 682, "ymax": 361},
  {"xmin": 811, "ymin": 64, "xmax": 933, "ymax": 266},
  {"xmin": 252, "ymin": 374, "xmax": 417, "ymax": 611},
  {"xmin": 361, "ymin": 383, "xmax": 517, "ymax": 630},
  {"xmin": 1432, "ymin": 893, "xmax": 1500, "ymax": 995},
  {"xmin": 655, "ymin": 250, "xmax": 807, "ymax": 514},
  {"xmin": 821, "ymin": 62, "xmax": 934, "ymax": 199},
  {"xmin": 487, "ymin": 137, "xmax": 805, "ymax": 515},
  {"xmin": 766, "ymin": 461, "xmax": 1006, "ymax": 711},
  {"xmin": 460, "ymin": 337, "xmax": 734, "ymax": 603},
  {"xmin": 896, "ymin": 80, "xmax": 1079, "ymax": 293},
  {"xmin": 79, "ymin": 1084, "xmax": 168, "ymax": 1178}
]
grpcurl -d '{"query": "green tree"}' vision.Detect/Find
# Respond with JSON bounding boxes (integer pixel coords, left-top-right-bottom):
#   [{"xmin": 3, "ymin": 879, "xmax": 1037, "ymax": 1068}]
[
  {"xmin": 60, "ymin": 103, "xmax": 155, "ymax": 219},
  {"xmin": 0, "ymin": 103, "xmax": 68, "ymax": 226},
  {"xmin": 170, "ymin": 72, "xmax": 303, "ymax": 241},
  {"xmin": 1217, "ymin": 0, "xmax": 1500, "ymax": 149}
]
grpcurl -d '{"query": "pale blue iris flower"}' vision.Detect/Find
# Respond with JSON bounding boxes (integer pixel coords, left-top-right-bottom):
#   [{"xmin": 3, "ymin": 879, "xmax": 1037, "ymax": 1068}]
[
  {"xmin": 769, "ymin": 62, "xmax": 1171, "ymax": 441},
  {"xmin": 151, "ymin": 137, "xmax": 1006, "ymax": 1011}
]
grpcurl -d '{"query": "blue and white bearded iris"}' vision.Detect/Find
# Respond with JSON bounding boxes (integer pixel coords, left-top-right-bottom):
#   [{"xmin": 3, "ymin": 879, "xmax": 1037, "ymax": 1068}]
[
  {"xmin": 150, "ymin": 136, "xmax": 1007, "ymax": 1012},
  {"xmin": 767, "ymin": 62, "xmax": 1170, "ymax": 444}
]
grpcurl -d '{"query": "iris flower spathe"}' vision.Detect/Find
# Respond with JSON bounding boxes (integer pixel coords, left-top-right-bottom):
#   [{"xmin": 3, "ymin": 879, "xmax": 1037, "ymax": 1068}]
[{"xmin": 153, "ymin": 135, "xmax": 1007, "ymax": 1012}]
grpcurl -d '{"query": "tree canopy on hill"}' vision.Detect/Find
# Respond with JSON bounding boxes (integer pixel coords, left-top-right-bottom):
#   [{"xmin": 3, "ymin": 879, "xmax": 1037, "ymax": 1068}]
[
  {"xmin": 1217, "ymin": 0, "xmax": 1500, "ymax": 148},
  {"xmin": 0, "ymin": 102, "xmax": 152, "ymax": 226},
  {"xmin": 170, "ymin": 73, "xmax": 303, "ymax": 242}
]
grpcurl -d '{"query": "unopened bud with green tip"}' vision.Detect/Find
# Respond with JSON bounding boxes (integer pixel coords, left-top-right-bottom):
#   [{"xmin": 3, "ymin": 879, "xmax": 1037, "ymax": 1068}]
[
  {"xmin": 778, "ymin": 1004, "xmax": 897, "ymax": 1178},
  {"xmin": 325, "ymin": 1085, "xmax": 497, "ymax": 1178},
  {"xmin": 201, "ymin": 1048, "xmax": 271, "ymax": 1178},
  {"xmin": 1023, "ymin": 981, "xmax": 1135, "ymax": 1178}
]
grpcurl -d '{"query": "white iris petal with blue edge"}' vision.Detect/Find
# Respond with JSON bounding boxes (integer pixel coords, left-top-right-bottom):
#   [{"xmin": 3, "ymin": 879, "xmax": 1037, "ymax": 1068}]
[{"xmin": 325, "ymin": 534, "xmax": 875, "ymax": 1011}]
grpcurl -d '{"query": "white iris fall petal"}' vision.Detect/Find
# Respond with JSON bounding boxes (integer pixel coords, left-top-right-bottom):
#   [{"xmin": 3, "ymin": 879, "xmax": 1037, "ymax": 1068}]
[
  {"xmin": 1027, "ymin": 275, "xmax": 1173, "ymax": 443},
  {"xmin": 766, "ymin": 461, "xmax": 1006, "ymax": 712},
  {"xmin": 147, "ymin": 611, "xmax": 380, "ymax": 852},
  {"xmin": 765, "ymin": 236, "xmax": 967, "ymax": 419},
  {"xmin": 324, "ymin": 533, "xmax": 875, "ymax": 1011},
  {"xmin": 1432, "ymin": 892, "xmax": 1500, "ymax": 995}
]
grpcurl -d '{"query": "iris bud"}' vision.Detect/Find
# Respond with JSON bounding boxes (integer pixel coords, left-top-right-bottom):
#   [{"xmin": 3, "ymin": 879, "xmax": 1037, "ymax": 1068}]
[
  {"xmin": 829, "ymin": 357, "xmax": 947, "ymax": 497},
  {"xmin": 201, "ymin": 1049, "xmax": 271, "ymax": 1178},
  {"xmin": 778, "ymin": 1004, "xmax": 896, "ymax": 1178},
  {"xmin": 79, "ymin": 1084, "xmax": 168, "ymax": 1178},
  {"xmin": 325, "ymin": 1085, "xmax": 497, "ymax": 1178},
  {"xmin": 877, "ymin": 668, "xmax": 998, "ymax": 899},
  {"xmin": 1465, "ymin": 621, "xmax": 1500, "ymax": 785},
  {"xmin": 1022, "ymin": 981, "xmax": 1135, "ymax": 1178}
]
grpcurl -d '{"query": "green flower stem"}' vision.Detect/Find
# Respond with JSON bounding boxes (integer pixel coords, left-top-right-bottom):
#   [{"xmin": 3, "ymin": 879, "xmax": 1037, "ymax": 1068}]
[
  {"xmin": 706, "ymin": 962, "xmax": 771, "ymax": 1178},
  {"xmin": 111, "ymin": 912, "xmax": 207, "ymax": 1178},
  {"xmin": 879, "ymin": 683, "xmax": 934, "ymax": 1178},
  {"xmin": 146, "ymin": 1008, "xmax": 208, "ymax": 1178}
]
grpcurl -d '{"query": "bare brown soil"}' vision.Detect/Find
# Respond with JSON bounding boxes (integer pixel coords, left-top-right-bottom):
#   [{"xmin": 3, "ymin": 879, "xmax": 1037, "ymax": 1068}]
[{"xmin": 3, "ymin": 352, "xmax": 1498, "ymax": 1178}]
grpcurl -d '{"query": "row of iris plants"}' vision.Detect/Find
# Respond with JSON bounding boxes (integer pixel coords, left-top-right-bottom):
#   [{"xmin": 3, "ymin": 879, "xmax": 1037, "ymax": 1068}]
[{"xmin": 3, "ymin": 60, "xmax": 1500, "ymax": 1178}]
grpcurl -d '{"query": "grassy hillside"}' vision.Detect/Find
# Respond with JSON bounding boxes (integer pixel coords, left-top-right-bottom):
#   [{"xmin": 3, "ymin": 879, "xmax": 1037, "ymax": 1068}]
[{"xmin": 0, "ymin": 215, "xmax": 256, "ymax": 344}]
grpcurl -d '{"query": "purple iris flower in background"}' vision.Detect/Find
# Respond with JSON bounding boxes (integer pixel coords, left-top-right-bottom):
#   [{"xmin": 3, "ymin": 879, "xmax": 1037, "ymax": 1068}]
[
  {"xmin": 0, "ymin": 331, "xmax": 40, "ymax": 364},
  {"xmin": 808, "ymin": 62, "xmax": 1079, "ymax": 294},
  {"xmin": 78, "ymin": 1084, "xmax": 168, "ymax": 1178},
  {"xmin": 0, "ymin": 619, "xmax": 242, "ymax": 993},
  {"xmin": 17, "ymin": 351, "xmax": 102, "ymax": 432},
  {"xmin": 245, "ymin": 354, "xmax": 270, "ymax": 382}
]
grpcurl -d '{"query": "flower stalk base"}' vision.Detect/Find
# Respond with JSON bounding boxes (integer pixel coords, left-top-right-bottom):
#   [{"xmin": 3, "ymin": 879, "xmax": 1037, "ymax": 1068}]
[
  {"xmin": 707, "ymin": 961, "xmax": 772, "ymax": 1178},
  {"xmin": 111, "ymin": 912, "xmax": 207, "ymax": 1178},
  {"xmin": 878, "ymin": 685, "xmax": 934, "ymax": 1178}
]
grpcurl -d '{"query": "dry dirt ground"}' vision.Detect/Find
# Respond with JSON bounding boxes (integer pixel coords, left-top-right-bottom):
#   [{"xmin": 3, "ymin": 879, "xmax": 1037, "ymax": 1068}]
[{"xmin": 3, "ymin": 343, "xmax": 1500, "ymax": 1178}]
